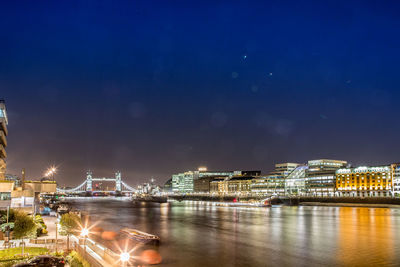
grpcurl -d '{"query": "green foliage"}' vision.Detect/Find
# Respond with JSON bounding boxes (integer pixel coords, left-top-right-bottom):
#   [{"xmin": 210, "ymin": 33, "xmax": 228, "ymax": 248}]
[
  {"xmin": 0, "ymin": 222, "xmax": 14, "ymax": 232},
  {"xmin": 59, "ymin": 213, "xmax": 81, "ymax": 236},
  {"xmin": 0, "ymin": 247, "xmax": 48, "ymax": 260},
  {"xmin": 67, "ymin": 251, "xmax": 90, "ymax": 267},
  {"xmin": 0, "ymin": 209, "xmax": 17, "ymax": 225},
  {"xmin": 0, "ymin": 259, "xmax": 24, "ymax": 267},
  {"xmin": 33, "ymin": 214, "xmax": 47, "ymax": 236},
  {"xmin": 50, "ymin": 251, "xmax": 64, "ymax": 257},
  {"xmin": 13, "ymin": 212, "xmax": 37, "ymax": 239}
]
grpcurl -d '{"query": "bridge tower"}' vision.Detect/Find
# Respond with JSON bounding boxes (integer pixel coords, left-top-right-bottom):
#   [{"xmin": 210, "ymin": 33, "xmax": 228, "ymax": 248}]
[
  {"xmin": 115, "ymin": 171, "xmax": 122, "ymax": 192},
  {"xmin": 86, "ymin": 170, "xmax": 93, "ymax": 192}
]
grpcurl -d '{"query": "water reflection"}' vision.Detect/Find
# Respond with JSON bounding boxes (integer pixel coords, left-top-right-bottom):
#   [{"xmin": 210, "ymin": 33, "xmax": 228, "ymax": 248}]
[
  {"xmin": 336, "ymin": 208, "xmax": 395, "ymax": 266},
  {"xmin": 69, "ymin": 199, "xmax": 400, "ymax": 266}
]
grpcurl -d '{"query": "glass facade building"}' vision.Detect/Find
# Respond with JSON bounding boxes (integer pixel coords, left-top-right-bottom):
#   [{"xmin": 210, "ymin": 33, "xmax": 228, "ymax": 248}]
[
  {"xmin": 284, "ymin": 165, "xmax": 308, "ymax": 195},
  {"xmin": 306, "ymin": 159, "xmax": 347, "ymax": 196},
  {"xmin": 0, "ymin": 100, "xmax": 8, "ymax": 180},
  {"xmin": 251, "ymin": 163, "xmax": 301, "ymax": 196},
  {"xmin": 172, "ymin": 169, "xmax": 239, "ymax": 193}
]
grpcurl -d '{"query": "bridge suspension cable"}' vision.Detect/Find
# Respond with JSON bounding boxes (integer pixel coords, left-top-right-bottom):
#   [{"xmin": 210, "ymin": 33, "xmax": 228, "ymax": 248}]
[
  {"xmin": 121, "ymin": 181, "xmax": 136, "ymax": 192},
  {"xmin": 56, "ymin": 172, "xmax": 137, "ymax": 193},
  {"xmin": 57, "ymin": 180, "xmax": 87, "ymax": 193}
]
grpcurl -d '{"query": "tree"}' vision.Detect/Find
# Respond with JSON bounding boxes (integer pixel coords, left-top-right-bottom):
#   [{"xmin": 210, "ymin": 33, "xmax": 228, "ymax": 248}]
[
  {"xmin": 13, "ymin": 212, "xmax": 36, "ymax": 255},
  {"xmin": 0, "ymin": 208, "xmax": 17, "ymax": 224},
  {"xmin": 59, "ymin": 212, "xmax": 81, "ymax": 251}
]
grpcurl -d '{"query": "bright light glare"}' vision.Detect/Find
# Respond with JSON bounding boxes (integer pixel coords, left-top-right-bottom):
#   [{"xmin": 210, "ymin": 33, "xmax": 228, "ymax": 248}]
[
  {"xmin": 81, "ymin": 228, "xmax": 89, "ymax": 237},
  {"xmin": 45, "ymin": 166, "xmax": 57, "ymax": 177},
  {"xmin": 120, "ymin": 252, "xmax": 130, "ymax": 262}
]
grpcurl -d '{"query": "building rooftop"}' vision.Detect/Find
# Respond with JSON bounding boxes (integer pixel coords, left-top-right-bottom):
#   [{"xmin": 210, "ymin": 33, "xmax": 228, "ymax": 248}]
[{"xmin": 229, "ymin": 176, "xmax": 254, "ymax": 181}]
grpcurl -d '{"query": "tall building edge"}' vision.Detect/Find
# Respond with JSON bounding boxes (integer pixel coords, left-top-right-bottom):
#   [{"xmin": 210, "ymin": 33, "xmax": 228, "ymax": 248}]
[{"xmin": 0, "ymin": 100, "xmax": 8, "ymax": 180}]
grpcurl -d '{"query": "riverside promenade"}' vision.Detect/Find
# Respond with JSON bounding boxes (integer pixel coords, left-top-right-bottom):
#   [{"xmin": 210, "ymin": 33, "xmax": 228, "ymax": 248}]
[
  {"xmin": 0, "ymin": 215, "xmax": 121, "ymax": 267},
  {"xmin": 0, "ymin": 216, "xmax": 65, "ymax": 250}
]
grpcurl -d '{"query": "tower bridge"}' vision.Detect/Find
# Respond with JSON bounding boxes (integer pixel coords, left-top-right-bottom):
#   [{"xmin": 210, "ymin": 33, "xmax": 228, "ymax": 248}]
[{"xmin": 57, "ymin": 171, "xmax": 136, "ymax": 194}]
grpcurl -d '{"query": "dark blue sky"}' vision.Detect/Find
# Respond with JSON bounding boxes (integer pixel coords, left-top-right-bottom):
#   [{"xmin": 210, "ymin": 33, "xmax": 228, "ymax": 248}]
[{"xmin": 1, "ymin": 0, "xmax": 399, "ymax": 186}]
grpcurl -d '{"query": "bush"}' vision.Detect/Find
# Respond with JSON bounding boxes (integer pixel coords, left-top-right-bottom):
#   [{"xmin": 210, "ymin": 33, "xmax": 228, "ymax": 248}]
[
  {"xmin": 51, "ymin": 251, "xmax": 64, "ymax": 257},
  {"xmin": 13, "ymin": 213, "xmax": 37, "ymax": 240},
  {"xmin": 33, "ymin": 214, "xmax": 47, "ymax": 237},
  {"xmin": 0, "ymin": 222, "xmax": 14, "ymax": 232},
  {"xmin": 0, "ymin": 209, "xmax": 17, "ymax": 224}
]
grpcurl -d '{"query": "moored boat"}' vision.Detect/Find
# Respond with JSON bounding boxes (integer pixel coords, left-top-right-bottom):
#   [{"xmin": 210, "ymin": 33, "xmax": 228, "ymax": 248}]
[{"xmin": 121, "ymin": 228, "xmax": 160, "ymax": 245}]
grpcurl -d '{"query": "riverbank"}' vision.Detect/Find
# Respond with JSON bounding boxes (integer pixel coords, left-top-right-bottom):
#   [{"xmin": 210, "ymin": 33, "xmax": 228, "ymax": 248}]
[
  {"xmin": 300, "ymin": 202, "xmax": 400, "ymax": 208},
  {"xmin": 169, "ymin": 195, "xmax": 400, "ymax": 206},
  {"xmin": 64, "ymin": 198, "xmax": 400, "ymax": 266}
]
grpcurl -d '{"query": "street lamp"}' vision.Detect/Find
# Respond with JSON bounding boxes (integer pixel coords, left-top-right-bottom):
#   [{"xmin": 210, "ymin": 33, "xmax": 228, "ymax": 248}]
[
  {"xmin": 120, "ymin": 252, "xmax": 130, "ymax": 267},
  {"xmin": 55, "ymin": 221, "xmax": 58, "ymax": 254},
  {"xmin": 81, "ymin": 228, "xmax": 89, "ymax": 255},
  {"xmin": 44, "ymin": 167, "xmax": 57, "ymax": 181},
  {"xmin": 45, "ymin": 166, "xmax": 57, "ymax": 181}
]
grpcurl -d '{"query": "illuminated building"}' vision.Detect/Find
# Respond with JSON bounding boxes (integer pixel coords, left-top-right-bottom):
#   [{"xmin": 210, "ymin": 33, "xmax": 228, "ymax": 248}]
[
  {"xmin": 306, "ymin": 159, "xmax": 347, "ymax": 196},
  {"xmin": 211, "ymin": 175, "xmax": 258, "ymax": 195},
  {"xmin": 194, "ymin": 170, "xmax": 261, "ymax": 193},
  {"xmin": 336, "ymin": 166, "xmax": 392, "ymax": 197},
  {"xmin": 172, "ymin": 169, "xmax": 232, "ymax": 193},
  {"xmin": 5, "ymin": 174, "xmax": 21, "ymax": 187},
  {"xmin": 392, "ymin": 163, "xmax": 400, "ymax": 196},
  {"xmin": 172, "ymin": 172, "xmax": 192, "ymax": 193},
  {"xmin": 251, "ymin": 163, "xmax": 301, "ymax": 195},
  {"xmin": 194, "ymin": 176, "xmax": 216, "ymax": 193},
  {"xmin": 226, "ymin": 176, "xmax": 253, "ymax": 194},
  {"xmin": 172, "ymin": 168, "xmax": 260, "ymax": 193},
  {"xmin": 0, "ymin": 100, "xmax": 12, "ymax": 200},
  {"xmin": 210, "ymin": 177, "xmax": 227, "ymax": 194},
  {"xmin": 0, "ymin": 100, "xmax": 8, "ymax": 180},
  {"xmin": 284, "ymin": 165, "xmax": 308, "ymax": 195}
]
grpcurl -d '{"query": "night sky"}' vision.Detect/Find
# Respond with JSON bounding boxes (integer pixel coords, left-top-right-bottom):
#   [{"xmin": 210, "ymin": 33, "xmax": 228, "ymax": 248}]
[{"xmin": 1, "ymin": 0, "xmax": 400, "ymax": 187}]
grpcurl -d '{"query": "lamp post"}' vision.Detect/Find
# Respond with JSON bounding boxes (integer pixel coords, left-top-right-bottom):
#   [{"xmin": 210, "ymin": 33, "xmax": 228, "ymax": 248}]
[
  {"xmin": 55, "ymin": 221, "xmax": 58, "ymax": 254},
  {"xmin": 81, "ymin": 228, "xmax": 89, "ymax": 256},
  {"xmin": 120, "ymin": 252, "xmax": 130, "ymax": 267},
  {"xmin": 45, "ymin": 167, "xmax": 57, "ymax": 182}
]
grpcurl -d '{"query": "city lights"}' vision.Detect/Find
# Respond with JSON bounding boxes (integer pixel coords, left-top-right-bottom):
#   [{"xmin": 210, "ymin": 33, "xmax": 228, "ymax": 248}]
[
  {"xmin": 81, "ymin": 228, "xmax": 89, "ymax": 237},
  {"xmin": 1, "ymin": 1, "xmax": 400, "ymax": 266},
  {"xmin": 120, "ymin": 252, "xmax": 130, "ymax": 262},
  {"xmin": 45, "ymin": 166, "xmax": 57, "ymax": 178}
]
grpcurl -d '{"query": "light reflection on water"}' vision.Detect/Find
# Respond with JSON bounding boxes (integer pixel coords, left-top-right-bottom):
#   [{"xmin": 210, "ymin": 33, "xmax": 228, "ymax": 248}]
[{"xmin": 69, "ymin": 199, "xmax": 400, "ymax": 267}]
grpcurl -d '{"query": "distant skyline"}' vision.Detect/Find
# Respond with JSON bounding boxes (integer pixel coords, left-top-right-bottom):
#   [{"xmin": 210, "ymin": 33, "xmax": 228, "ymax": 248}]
[{"xmin": 1, "ymin": 0, "xmax": 400, "ymax": 186}]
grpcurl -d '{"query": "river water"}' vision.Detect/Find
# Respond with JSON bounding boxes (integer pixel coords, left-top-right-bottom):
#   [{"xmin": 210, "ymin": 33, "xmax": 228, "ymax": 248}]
[{"xmin": 68, "ymin": 198, "xmax": 400, "ymax": 266}]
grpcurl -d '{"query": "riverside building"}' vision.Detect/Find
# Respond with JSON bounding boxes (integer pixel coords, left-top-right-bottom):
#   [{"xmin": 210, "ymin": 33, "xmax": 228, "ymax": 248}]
[
  {"xmin": 195, "ymin": 170, "xmax": 261, "ymax": 193},
  {"xmin": 210, "ymin": 177, "xmax": 227, "ymax": 194},
  {"xmin": 284, "ymin": 165, "xmax": 308, "ymax": 195},
  {"xmin": 172, "ymin": 168, "xmax": 248, "ymax": 193},
  {"xmin": 210, "ymin": 173, "xmax": 260, "ymax": 195},
  {"xmin": 0, "ymin": 100, "xmax": 8, "ymax": 180},
  {"xmin": 336, "ymin": 166, "xmax": 393, "ymax": 197},
  {"xmin": 306, "ymin": 159, "xmax": 347, "ymax": 196},
  {"xmin": 0, "ymin": 100, "xmax": 12, "ymax": 200},
  {"xmin": 392, "ymin": 163, "xmax": 400, "ymax": 197},
  {"xmin": 226, "ymin": 176, "xmax": 253, "ymax": 194},
  {"xmin": 251, "ymin": 163, "xmax": 301, "ymax": 195}
]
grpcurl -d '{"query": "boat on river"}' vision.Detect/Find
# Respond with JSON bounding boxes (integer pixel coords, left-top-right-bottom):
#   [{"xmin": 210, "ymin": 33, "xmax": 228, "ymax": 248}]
[{"xmin": 121, "ymin": 228, "xmax": 161, "ymax": 245}]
